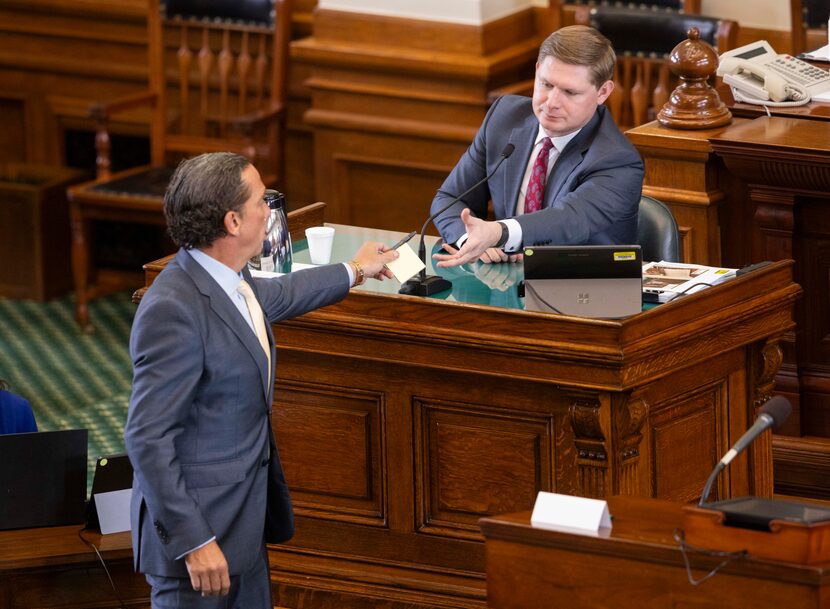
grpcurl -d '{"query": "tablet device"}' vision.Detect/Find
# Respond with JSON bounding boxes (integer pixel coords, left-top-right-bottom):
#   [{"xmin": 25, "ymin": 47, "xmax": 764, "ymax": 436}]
[{"xmin": 521, "ymin": 245, "xmax": 642, "ymax": 318}]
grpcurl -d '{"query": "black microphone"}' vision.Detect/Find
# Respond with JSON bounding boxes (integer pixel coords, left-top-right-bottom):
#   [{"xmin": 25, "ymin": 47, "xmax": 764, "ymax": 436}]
[
  {"xmin": 399, "ymin": 143, "xmax": 516, "ymax": 296},
  {"xmin": 698, "ymin": 396, "xmax": 791, "ymax": 505}
]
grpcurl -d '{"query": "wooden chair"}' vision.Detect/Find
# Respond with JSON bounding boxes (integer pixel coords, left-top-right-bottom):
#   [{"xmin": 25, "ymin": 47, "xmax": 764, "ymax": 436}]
[
  {"xmin": 548, "ymin": 0, "xmax": 702, "ymax": 32},
  {"xmin": 67, "ymin": 0, "xmax": 292, "ymax": 329},
  {"xmin": 790, "ymin": 0, "xmax": 829, "ymax": 55}
]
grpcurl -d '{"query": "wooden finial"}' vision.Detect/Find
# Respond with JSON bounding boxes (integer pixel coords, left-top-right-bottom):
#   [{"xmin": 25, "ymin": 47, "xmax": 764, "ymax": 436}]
[{"xmin": 657, "ymin": 27, "xmax": 732, "ymax": 129}]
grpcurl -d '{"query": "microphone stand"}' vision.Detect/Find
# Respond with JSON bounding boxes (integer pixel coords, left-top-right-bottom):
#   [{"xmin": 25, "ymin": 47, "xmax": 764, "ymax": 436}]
[{"xmin": 400, "ymin": 143, "xmax": 515, "ymax": 297}]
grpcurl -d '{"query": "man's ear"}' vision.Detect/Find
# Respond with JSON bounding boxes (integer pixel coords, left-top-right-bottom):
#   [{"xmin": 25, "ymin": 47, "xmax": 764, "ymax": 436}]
[
  {"xmin": 596, "ymin": 79, "xmax": 614, "ymax": 105},
  {"xmin": 224, "ymin": 210, "xmax": 241, "ymax": 236}
]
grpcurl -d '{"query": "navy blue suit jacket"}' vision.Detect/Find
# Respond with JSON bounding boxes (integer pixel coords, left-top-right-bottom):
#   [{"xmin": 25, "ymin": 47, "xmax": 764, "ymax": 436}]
[
  {"xmin": 125, "ymin": 249, "xmax": 349, "ymax": 577},
  {"xmin": 431, "ymin": 95, "xmax": 644, "ymax": 247}
]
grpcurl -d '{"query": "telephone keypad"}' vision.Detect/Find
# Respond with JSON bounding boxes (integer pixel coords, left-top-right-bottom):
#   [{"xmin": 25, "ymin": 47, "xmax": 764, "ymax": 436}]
[{"xmin": 768, "ymin": 56, "xmax": 830, "ymax": 87}]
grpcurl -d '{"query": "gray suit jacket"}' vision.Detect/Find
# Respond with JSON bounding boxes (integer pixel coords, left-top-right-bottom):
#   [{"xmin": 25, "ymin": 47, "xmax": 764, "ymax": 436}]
[
  {"xmin": 125, "ymin": 248, "xmax": 349, "ymax": 577},
  {"xmin": 431, "ymin": 95, "xmax": 644, "ymax": 247}
]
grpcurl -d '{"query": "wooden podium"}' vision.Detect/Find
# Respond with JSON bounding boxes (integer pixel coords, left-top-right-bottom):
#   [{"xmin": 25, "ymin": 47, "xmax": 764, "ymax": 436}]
[
  {"xmin": 140, "ymin": 226, "xmax": 799, "ymax": 609},
  {"xmin": 480, "ymin": 496, "xmax": 830, "ymax": 609}
]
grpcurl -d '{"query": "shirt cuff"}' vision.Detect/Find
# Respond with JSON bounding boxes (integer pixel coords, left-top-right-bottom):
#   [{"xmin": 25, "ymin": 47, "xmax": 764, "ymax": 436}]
[
  {"xmin": 455, "ymin": 234, "xmax": 468, "ymax": 249},
  {"xmin": 342, "ymin": 262, "xmax": 355, "ymax": 286},
  {"xmin": 177, "ymin": 536, "xmax": 216, "ymax": 561},
  {"xmin": 501, "ymin": 218, "xmax": 523, "ymax": 253}
]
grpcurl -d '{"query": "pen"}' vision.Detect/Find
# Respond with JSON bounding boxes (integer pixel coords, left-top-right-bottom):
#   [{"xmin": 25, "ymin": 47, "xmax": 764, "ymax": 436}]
[{"xmin": 388, "ymin": 230, "xmax": 416, "ymax": 251}]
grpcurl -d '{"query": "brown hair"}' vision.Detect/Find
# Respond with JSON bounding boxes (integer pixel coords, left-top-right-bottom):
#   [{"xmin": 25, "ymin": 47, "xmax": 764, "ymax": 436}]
[
  {"xmin": 538, "ymin": 25, "xmax": 616, "ymax": 87},
  {"xmin": 164, "ymin": 152, "xmax": 252, "ymax": 250}
]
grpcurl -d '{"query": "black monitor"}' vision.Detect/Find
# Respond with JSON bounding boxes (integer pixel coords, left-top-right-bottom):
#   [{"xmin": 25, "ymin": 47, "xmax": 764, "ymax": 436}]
[{"xmin": 0, "ymin": 428, "xmax": 87, "ymax": 530}]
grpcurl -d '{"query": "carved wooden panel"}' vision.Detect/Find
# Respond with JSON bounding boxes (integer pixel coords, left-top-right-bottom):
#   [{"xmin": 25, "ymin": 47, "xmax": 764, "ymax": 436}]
[
  {"xmin": 649, "ymin": 385, "xmax": 724, "ymax": 503},
  {"xmin": 414, "ymin": 400, "xmax": 552, "ymax": 540},
  {"xmin": 273, "ymin": 382, "xmax": 386, "ymax": 526}
]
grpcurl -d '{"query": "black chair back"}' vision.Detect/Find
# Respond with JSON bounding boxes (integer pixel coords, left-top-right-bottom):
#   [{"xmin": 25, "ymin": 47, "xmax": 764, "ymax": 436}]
[
  {"xmin": 589, "ymin": 6, "xmax": 724, "ymax": 56},
  {"xmin": 637, "ymin": 195, "xmax": 681, "ymax": 262},
  {"xmin": 802, "ymin": 0, "xmax": 829, "ymax": 28}
]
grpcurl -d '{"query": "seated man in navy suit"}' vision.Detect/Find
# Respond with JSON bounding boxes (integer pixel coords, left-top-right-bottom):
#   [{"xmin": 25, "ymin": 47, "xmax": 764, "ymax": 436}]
[{"xmin": 431, "ymin": 25, "xmax": 644, "ymax": 268}]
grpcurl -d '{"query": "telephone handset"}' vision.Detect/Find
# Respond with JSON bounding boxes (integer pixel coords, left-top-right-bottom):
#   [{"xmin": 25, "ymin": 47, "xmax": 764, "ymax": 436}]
[{"xmin": 717, "ymin": 40, "xmax": 830, "ymax": 107}]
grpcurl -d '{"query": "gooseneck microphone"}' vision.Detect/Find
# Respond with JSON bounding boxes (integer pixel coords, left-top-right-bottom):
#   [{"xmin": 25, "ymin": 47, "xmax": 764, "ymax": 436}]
[
  {"xmin": 698, "ymin": 396, "xmax": 791, "ymax": 505},
  {"xmin": 399, "ymin": 143, "xmax": 516, "ymax": 296}
]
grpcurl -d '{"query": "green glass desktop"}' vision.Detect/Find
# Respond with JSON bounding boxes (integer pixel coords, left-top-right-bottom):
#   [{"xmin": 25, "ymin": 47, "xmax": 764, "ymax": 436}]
[
  {"xmin": 292, "ymin": 224, "xmax": 653, "ymax": 312},
  {"xmin": 291, "ymin": 224, "xmax": 523, "ymax": 309}
]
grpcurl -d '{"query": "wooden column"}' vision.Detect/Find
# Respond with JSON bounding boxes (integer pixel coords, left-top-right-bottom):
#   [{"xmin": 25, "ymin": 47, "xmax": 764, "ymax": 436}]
[{"xmin": 292, "ymin": 8, "xmax": 541, "ymax": 233}]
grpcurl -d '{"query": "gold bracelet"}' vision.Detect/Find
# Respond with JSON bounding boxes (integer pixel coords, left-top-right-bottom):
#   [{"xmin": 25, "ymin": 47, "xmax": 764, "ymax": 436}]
[{"xmin": 350, "ymin": 259, "xmax": 365, "ymax": 286}]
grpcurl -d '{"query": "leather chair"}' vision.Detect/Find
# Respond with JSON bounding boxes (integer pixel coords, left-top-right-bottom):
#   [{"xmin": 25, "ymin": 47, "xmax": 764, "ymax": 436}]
[
  {"xmin": 637, "ymin": 195, "xmax": 681, "ymax": 262},
  {"xmin": 790, "ymin": 0, "xmax": 829, "ymax": 55},
  {"xmin": 67, "ymin": 0, "xmax": 292, "ymax": 329},
  {"xmin": 548, "ymin": 0, "xmax": 702, "ymax": 32},
  {"xmin": 577, "ymin": 6, "xmax": 738, "ymax": 129}
]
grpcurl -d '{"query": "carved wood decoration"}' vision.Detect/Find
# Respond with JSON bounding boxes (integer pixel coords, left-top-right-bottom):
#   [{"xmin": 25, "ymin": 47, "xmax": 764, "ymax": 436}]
[
  {"xmin": 658, "ymin": 27, "xmax": 731, "ymax": 129},
  {"xmin": 567, "ymin": 391, "xmax": 608, "ymax": 498},
  {"xmin": 615, "ymin": 393, "xmax": 649, "ymax": 495}
]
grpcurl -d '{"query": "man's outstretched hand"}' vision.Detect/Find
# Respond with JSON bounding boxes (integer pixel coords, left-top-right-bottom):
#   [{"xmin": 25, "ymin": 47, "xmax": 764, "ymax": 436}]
[{"xmin": 433, "ymin": 209, "xmax": 521, "ymax": 267}]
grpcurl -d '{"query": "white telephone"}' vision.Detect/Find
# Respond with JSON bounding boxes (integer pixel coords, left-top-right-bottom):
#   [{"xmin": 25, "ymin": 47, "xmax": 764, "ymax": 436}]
[{"xmin": 718, "ymin": 40, "xmax": 830, "ymax": 107}]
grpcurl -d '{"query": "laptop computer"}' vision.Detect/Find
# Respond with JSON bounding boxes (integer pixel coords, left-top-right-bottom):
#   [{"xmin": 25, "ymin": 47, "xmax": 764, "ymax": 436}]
[
  {"xmin": 0, "ymin": 428, "xmax": 88, "ymax": 530},
  {"xmin": 85, "ymin": 452, "xmax": 134, "ymax": 532},
  {"xmin": 520, "ymin": 245, "xmax": 643, "ymax": 318}
]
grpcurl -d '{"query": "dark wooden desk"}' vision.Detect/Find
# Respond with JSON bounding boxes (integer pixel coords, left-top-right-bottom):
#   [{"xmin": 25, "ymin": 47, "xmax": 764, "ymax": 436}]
[
  {"xmin": 139, "ymin": 232, "xmax": 798, "ymax": 609},
  {"xmin": 0, "ymin": 525, "xmax": 149, "ymax": 609},
  {"xmin": 628, "ymin": 115, "xmax": 830, "ymax": 500},
  {"xmin": 480, "ymin": 496, "xmax": 830, "ymax": 609}
]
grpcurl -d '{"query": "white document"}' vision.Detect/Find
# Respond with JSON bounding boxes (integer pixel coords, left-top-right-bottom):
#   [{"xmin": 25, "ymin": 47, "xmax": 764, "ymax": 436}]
[
  {"xmin": 530, "ymin": 491, "xmax": 612, "ymax": 533},
  {"xmin": 801, "ymin": 44, "xmax": 830, "ymax": 61},
  {"xmin": 94, "ymin": 488, "xmax": 133, "ymax": 535},
  {"xmin": 251, "ymin": 262, "xmax": 315, "ymax": 278},
  {"xmin": 385, "ymin": 243, "xmax": 426, "ymax": 283}
]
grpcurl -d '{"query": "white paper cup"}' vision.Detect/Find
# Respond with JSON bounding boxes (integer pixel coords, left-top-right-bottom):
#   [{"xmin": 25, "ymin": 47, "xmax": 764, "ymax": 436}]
[{"xmin": 305, "ymin": 226, "xmax": 335, "ymax": 265}]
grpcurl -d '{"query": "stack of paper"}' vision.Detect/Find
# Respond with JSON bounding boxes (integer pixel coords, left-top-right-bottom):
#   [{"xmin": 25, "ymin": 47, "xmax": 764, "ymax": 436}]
[
  {"xmin": 642, "ymin": 261, "xmax": 736, "ymax": 303},
  {"xmin": 800, "ymin": 45, "xmax": 830, "ymax": 62}
]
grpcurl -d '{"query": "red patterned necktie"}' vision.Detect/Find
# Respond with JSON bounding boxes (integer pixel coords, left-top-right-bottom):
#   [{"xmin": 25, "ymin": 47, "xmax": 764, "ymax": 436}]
[{"xmin": 524, "ymin": 137, "xmax": 554, "ymax": 214}]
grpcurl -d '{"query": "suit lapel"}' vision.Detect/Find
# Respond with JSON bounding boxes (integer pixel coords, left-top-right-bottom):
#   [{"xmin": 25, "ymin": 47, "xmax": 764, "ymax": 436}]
[
  {"xmin": 544, "ymin": 109, "xmax": 601, "ymax": 208},
  {"xmin": 177, "ymin": 250, "xmax": 271, "ymax": 402},
  {"xmin": 504, "ymin": 112, "xmax": 539, "ymax": 216}
]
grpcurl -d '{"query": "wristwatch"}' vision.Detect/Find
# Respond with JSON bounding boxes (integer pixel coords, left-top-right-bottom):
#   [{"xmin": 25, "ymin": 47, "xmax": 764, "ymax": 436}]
[{"xmin": 495, "ymin": 221, "xmax": 509, "ymax": 248}]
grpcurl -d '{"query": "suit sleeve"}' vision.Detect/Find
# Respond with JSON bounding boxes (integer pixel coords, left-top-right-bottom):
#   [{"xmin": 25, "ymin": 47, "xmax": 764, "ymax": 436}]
[
  {"xmin": 516, "ymin": 134, "xmax": 643, "ymax": 246},
  {"xmin": 124, "ymin": 292, "xmax": 215, "ymax": 561},
  {"xmin": 254, "ymin": 262, "xmax": 351, "ymax": 323},
  {"xmin": 430, "ymin": 96, "xmax": 508, "ymax": 245}
]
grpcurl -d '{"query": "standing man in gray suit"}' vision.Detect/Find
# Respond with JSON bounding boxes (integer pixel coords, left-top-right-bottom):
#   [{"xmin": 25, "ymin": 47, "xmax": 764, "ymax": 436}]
[
  {"xmin": 432, "ymin": 25, "xmax": 644, "ymax": 268},
  {"xmin": 125, "ymin": 152, "xmax": 398, "ymax": 608}
]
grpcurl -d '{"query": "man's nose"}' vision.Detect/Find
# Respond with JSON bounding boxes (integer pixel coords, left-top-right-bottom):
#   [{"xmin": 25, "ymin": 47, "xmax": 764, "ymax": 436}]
[{"xmin": 547, "ymin": 88, "xmax": 562, "ymax": 106}]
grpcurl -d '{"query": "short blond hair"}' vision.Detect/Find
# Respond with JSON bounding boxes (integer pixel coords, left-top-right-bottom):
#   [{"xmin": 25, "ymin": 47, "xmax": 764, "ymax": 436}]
[{"xmin": 538, "ymin": 25, "xmax": 616, "ymax": 88}]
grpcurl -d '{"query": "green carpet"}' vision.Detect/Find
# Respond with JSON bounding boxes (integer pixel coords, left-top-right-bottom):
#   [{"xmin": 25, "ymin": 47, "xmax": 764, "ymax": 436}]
[{"xmin": 0, "ymin": 291, "xmax": 135, "ymax": 491}]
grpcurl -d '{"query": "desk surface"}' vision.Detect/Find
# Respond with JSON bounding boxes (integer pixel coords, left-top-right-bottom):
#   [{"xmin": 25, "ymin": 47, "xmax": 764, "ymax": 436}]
[
  {"xmin": 0, "ymin": 524, "xmax": 131, "ymax": 571},
  {"xmin": 481, "ymin": 496, "xmax": 830, "ymax": 609},
  {"xmin": 481, "ymin": 497, "xmax": 830, "ymax": 581}
]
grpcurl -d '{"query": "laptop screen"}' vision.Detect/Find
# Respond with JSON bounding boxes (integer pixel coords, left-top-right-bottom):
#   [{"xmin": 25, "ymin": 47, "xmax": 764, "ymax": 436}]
[
  {"xmin": 0, "ymin": 428, "xmax": 88, "ymax": 530},
  {"xmin": 522, "ymin": 245, "xmax": 643, "ymax": 318}
]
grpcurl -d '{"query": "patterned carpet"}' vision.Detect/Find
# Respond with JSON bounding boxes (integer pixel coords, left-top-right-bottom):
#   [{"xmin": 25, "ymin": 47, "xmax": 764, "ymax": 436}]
[{"xmin": 0, "ymin": 291, "xmax": 135, "ymax": 490}]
